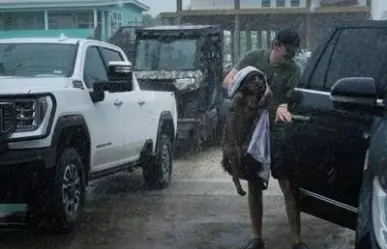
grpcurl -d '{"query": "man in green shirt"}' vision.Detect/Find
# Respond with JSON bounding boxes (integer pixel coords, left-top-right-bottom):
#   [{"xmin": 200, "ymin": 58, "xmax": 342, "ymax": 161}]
[{"xmin": 223, "ymin": 30, "xmax": 307, "ymax": 249}]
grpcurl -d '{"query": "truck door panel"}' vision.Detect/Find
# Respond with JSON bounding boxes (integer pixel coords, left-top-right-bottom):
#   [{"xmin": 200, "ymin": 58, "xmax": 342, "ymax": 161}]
[
  {"xmin": 287, "ymin": 27, "xmax": 387, "ymax": 229},
  {"xmin": 82, "ymin": 46, "xmax": 123, "ymax": 170},
  {"xmin": 98, "ymin": 46, "xmax": 144, "ymax": 161}
]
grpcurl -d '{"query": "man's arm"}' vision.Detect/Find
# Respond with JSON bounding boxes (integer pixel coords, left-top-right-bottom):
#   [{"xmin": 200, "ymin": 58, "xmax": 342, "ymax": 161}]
[
  {"xmin": 223, "ymin": 68, "xmax": 238, "ymax": 89},
  {"xmin": 222, "ymin": 49, "xmax": 262, "ymax": 89},
  {"xmin": 284, "ymin": 67, "xmax": 302, "ymax": 104},
  {"xmin": 276, "ymin": 67, "xmax": 302, "ymax": 122}
]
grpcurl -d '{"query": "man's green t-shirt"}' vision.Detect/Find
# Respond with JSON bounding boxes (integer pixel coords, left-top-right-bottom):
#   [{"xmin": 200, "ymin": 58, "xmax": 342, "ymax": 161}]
[{"xmin": 235, "ymin": 49, "xmax": 301, "ymax": 120}]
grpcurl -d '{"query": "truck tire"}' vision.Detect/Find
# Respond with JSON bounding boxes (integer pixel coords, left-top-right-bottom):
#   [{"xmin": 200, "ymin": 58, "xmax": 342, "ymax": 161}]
[
  {"xmin": 28, "ymin": 148, "xmax": 86, "ymax": 232},
  {"xmin": 40, "ymin": 147, "xmax": 85, "ymax": 232},
  {"xmin": 355, "ymin": 150, "xmax": 374, "ymax": 249},
  {"xmin": 143, "ymin": 134, "xmax": 173, "ymax": 189},
  {"xmin": 52, "ymin": 147, "xmax": 85, "ymax": 232}
]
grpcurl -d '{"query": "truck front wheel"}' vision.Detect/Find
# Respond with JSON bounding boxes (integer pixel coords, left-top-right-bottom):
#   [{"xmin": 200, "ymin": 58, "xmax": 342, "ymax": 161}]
[
  {"xmin": 29, "ymin": 147, "xmax": 86, "ymax": 232},
  {"xmin": 143, "ymin": 134, "xmax": 173, "ymax": 189},
  {"xmin": 53, "ymin": 147, "xmax": 86, "ymax": 231}
]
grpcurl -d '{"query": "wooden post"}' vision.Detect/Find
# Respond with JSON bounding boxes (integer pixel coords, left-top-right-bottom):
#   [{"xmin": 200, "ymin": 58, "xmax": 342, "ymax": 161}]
[
  {"xmin": 256, "ymin": 30, "xmax": 262, "ymax": 49},
  {"xmin": 233, "ymin": 0, "xmax": 241, "ymax": 61},
  {"xmin": 230, "ymin": 31, "xmax": 235, "ymax": 64},
  {"xmin": 305, "ymin": 0, "xmax": 312, "ymax": 50},
  {"xmin": 93, "ymin": 9, "xmax": 98, "ymax": 28},
  {"xmin": 176, "ymin": 0, "xmax": 182, "ymax": 24},
  {"xmin": 44, "ymin": 10, "xmax": 48, "ymax": 30},
  {"xmin": 306, "ymin": 13, "xmax": 312, "ymax": 50},
  {"xmin": 266, "ymin": 30, "xmax": 272, "ymax": 49},
  {"xmin": 246, "ymin": 30, "xmax": 252, "ymax": 51}
]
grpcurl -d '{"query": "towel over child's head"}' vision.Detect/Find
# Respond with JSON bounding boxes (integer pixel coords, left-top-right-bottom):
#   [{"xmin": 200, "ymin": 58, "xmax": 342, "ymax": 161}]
[{"xmin": 228, "ymin": 66, "xmax": 272, "ymax": 108}]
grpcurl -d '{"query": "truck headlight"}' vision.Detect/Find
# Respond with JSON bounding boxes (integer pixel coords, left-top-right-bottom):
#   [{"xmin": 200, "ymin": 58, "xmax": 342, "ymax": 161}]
[
  {"xmin": 372, "ymin": 177, "xmax": 387, "ymax": 249},
  {"xmin": 14, "ymin": 96, "xmax": 53, "ymax": 132},
  {"xmin": 174, "ymin": 78, "xmax": 197, "ymax": 92}
]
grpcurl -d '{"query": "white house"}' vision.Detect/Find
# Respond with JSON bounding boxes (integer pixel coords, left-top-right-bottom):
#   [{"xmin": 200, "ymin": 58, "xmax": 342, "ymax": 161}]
[
  {"xmin": 371, "ymin": 0, "xmax": 387, "ymax": 20},
  {"xmin": 188, "ymin": 0, "xmax": 368, "ymax": 10}
]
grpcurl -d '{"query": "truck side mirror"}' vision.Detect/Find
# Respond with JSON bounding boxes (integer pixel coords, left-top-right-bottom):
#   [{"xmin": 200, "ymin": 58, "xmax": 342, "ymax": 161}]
[
  {"xmin": 107, "ymin": 61, "xmax": 133, "ymax": 82},
  {"xmin": 91, "ymin": 61, "xmax": 133, "ymax": 103}
]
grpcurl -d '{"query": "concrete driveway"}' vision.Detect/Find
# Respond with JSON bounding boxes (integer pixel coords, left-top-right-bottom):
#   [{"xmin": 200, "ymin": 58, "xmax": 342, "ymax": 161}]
[{"xmin": 0, "ymin": 147, "xmax": 354, "ymax": 249}]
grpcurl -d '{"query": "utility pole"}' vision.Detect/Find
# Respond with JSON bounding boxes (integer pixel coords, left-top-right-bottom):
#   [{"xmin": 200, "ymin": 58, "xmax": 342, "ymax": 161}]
[
  {"xmin": 176, "ymin": 0, "xmax": 182, "ymax": 25},
  {"xmin": 306, "ymin": 0, "xmax": 313, "ymax": 50},
  {"xmin": 233, "ymin": 0, "xmax": 240, "ymax": 63}
]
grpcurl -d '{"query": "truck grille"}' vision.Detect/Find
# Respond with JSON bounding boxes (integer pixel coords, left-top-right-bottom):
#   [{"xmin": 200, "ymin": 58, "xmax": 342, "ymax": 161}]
[{"xmin": 0, "ymin": 102, "xmax": 16, "ymax": 135}]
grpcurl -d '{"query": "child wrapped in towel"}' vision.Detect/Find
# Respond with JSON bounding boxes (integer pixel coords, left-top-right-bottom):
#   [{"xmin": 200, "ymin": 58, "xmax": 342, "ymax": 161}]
[{"xmin": 221, "ymin": 66, "xmax": 271, "ymax": 196}]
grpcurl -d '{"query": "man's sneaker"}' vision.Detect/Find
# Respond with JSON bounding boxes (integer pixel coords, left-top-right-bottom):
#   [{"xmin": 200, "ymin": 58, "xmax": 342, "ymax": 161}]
[
  {"xmin": 243, "ymin": 238, "xmax": 265, "ymax": 249},
  {"xmin": 292, "ymin": 243, "xmax": 309, "ymax": 249}
]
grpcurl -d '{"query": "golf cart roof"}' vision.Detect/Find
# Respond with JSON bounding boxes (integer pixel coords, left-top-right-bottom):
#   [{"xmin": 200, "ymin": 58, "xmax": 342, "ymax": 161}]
[{"xmin": 136, "ymin": 25, "xmax": 221, "ymax": 36}]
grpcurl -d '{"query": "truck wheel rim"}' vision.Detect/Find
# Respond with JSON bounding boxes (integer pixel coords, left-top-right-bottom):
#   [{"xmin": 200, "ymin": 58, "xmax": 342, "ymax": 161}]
[
  {"xmin": 161, "ymin": 144, "xmax": 171, "ymax": 180},
  {"xmin": 62, "ymin": 163, "xmax": 81, "ymax": 219}
]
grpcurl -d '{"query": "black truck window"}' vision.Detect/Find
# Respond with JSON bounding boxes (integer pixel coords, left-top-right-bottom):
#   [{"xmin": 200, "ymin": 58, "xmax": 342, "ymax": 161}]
[
  {"xmin": 99, "ymin": 47, "xmax": 124, "ymax": 65},
  {"xmin": 83, "ymin": 46, "xmax": 108, "ymax": 88},
  {"xmin": 306, "ymin": 31, "xmax": 338, "ymax": 91},
  {"xmin": 325, "ymin": 28, "xmax": 387, "ymax": 96}
]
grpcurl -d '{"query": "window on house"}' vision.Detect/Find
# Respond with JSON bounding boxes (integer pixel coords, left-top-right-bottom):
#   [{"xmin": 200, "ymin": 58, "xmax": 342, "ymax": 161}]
[
  {"xmin": 48, "ymin": 11, "xmax": 94, "ymax": 29},
  {"xmin": 262, "ymin": 0, "xmax": 271, "ymax": 7},
  {"xmin": 0, "ymin": 12, "xmax": 44, "ymax": 30},
  {"xmin": 97, "ymin": 11, "xmax": 102, "ymax": 27},
  {"xmin": 76, "ymin": 12, "xmax": 93, "ymax": 29},
  {"xmin": 276, "ymin": 0, "xmax": 285, "ymax": 7},
  {"xmin": 291, "ymin": 0, "xmax": 300, "ymax": 7},
  {"xmin": 48, "ymin": 12, "xmax": 75, "ymax": 29},
  {"xmin": 48, "ymin": 12, "xmax": 74, "ymax": 29},
  {"xmin": 111, "ymin": 12, "xmax": 123, "ymax": 33}
]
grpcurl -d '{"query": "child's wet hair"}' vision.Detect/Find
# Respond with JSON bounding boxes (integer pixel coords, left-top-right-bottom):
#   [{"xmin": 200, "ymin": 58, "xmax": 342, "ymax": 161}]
[
  {"xmin": 246, "ymin": 72, "xmax": 265, "ymax": 84},
  {"xmin": 240, "ymin": 72, "xmax": 266, "ymax": 95}
]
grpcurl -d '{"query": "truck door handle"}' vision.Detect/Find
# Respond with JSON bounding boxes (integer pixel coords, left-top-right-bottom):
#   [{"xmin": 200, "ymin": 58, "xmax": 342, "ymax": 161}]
[
  {"xmin": 363, "ymin": 131, "xmax": 371, "ymax": 140},
  {"xmin": 292, "ymin": 114, "xmax": 311, "ymax": 122},
  {"xmin": 138, "ymin": 99, "xmax": 145, "ymax": 105},
  {"xmin": 114, "ymin": 100, "xmax": 123, "ymax": 106}
]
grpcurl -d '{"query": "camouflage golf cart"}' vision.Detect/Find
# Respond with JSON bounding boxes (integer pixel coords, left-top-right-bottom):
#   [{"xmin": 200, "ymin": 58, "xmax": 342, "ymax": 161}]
[{"xmin": 133, "ymin": 25, "xmax": 225, "ymax": 150}]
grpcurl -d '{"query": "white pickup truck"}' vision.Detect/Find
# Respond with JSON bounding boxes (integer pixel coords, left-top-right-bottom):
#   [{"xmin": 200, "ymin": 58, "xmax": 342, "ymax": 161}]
[{"xmin": 0, "ymin": 35, "xmax": 177, "ymax": 231}]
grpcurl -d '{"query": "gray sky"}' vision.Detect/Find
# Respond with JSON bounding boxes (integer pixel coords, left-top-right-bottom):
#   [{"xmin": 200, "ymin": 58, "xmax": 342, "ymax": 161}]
[{"xmin": 141, "ymin": 0, "xmax": 190, "ymax": 16}]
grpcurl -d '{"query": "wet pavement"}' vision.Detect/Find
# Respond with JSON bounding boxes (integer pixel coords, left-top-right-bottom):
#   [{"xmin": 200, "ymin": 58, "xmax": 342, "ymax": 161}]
[{"xmin": 0, "ymin": 147, "xmax": 354, "ymax": 249}]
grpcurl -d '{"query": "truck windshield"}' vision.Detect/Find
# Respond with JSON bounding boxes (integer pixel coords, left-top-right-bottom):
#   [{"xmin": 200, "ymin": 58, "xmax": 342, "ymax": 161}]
[
  {"xmin": 135, "ymin": 39, "xmax": 198, "ymax": 71},
  {"xmin": 0, "ymin": 43, "xmax": 76, "ymax": 77}
]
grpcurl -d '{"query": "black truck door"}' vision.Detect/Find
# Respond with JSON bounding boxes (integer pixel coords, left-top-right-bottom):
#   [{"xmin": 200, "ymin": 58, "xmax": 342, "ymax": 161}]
[{"xmin": 285, "ymin": 27, "xmax": 387, "ymax": 229}]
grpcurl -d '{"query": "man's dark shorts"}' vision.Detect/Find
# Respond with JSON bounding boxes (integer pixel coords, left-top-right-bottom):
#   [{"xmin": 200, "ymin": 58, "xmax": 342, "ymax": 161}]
[{"xmin": 270, "ymin": 123, "xmax": 291, "ymax": 180}]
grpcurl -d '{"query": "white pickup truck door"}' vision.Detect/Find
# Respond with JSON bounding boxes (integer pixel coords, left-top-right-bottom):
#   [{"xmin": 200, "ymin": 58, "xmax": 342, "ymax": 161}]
[
  {"xmin": 98, "ymin": 47, "xmax": 145, "ymax": 162},
  {"xmin": 136, "ymin": 90, "xmax": 158, "ymax": 142},
  {"xmin": 82, "ymin": 45, "xmax": 124, "ymax": 170},
  {"xmin": 118, "ymin": 90, "xmax": 148, "ymax": 160}
]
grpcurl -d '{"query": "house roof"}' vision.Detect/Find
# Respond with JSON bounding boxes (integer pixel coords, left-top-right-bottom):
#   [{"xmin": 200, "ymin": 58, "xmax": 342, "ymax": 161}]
[{"xmin": 0, "ymin": 0, "xmax": 150, "ymax": 11}]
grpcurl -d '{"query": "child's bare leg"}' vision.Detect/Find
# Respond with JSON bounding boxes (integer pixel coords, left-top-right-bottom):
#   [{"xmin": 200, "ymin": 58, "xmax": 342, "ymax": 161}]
[{"xmin": 246, "ymin": 180, "xmax": 264, "ymax": 249}]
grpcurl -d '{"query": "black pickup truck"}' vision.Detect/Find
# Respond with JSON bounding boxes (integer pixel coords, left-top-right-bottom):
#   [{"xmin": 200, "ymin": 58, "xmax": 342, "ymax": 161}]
[{"xmin": 284, "ymin": 20, "xmax": 387, "ymax": 249}]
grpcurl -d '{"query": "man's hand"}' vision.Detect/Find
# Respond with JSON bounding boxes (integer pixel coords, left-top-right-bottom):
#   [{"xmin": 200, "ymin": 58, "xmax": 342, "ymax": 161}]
[
  {"xmin": 223, "ymin": 68, "xmax": 238, "ymax": 89},
  {"xmin": 275, "ymin": 104, "xmax": 292, "ymax": 123}
]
